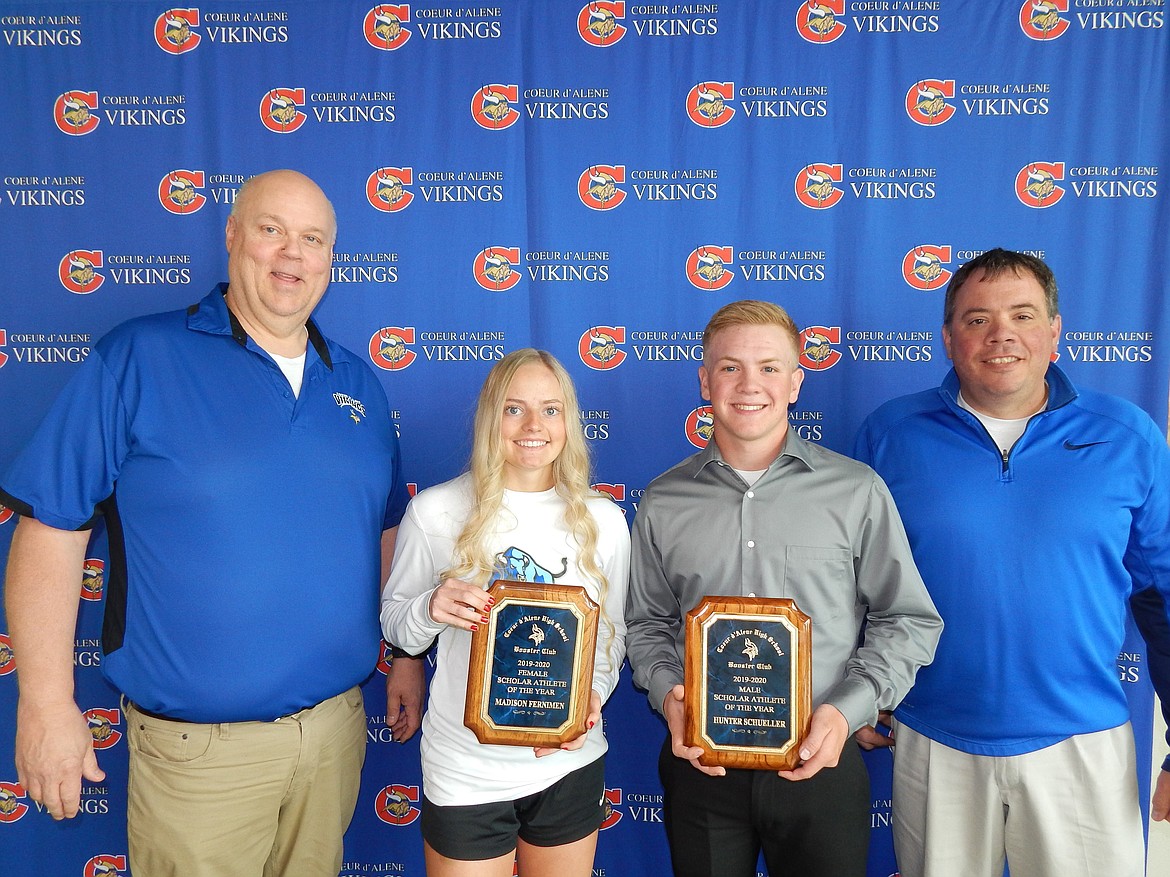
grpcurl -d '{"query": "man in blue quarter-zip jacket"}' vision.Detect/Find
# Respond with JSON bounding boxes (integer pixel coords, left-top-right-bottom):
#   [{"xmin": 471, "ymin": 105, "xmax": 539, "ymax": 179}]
[{"xmin": 854, "ymin": 248, "xmax": 1170, "ymax": 877}]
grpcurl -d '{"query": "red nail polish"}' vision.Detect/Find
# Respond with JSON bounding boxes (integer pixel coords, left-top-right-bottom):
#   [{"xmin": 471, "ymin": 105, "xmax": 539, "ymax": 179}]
[
  {"xmin": 487, "ymin": 597, "xmax": 496, "ymax": 605},
  {"xmin": 588, "ymin": 720, "xmax": 595, "ymax": 729},
  {"xmin": 470, "ymin": 624, "xmax": 478, "ymax": 632}
]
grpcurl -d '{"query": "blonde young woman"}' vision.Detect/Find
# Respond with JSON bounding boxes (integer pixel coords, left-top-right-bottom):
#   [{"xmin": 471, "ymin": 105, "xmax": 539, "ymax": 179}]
[{"xmin": 380, "ymin": 348, "xmax": 630, "ymax": 877}]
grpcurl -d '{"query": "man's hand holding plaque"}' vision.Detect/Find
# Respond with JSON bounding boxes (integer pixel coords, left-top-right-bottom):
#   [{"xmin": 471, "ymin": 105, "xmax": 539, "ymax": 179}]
[
  {"xmin": 684, "ymin": 596, "xmax": 812, "ymax": 771},
  {"xmin": 465, "ymin": 580, "xmax": 599, "ymax": 748}
]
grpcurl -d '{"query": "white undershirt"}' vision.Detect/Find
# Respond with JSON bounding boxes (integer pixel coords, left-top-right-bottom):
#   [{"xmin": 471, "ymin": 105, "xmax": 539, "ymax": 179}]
[
  {"xmin": 269, "ymin": 351, "xmax": 306, "ymax": 397},
  {"xmin": 732, "ymin": 467, "xmax": 768, "ymax": 486},
  {"xmin": 957, "ymin": 391, "xmax": 1043, "ymax": 457}
]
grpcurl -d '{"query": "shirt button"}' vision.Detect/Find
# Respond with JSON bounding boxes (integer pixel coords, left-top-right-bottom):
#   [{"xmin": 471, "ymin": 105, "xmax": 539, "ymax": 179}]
[
  {"xmin": 746, "ymin": 491, "xmax": 755, "ymax": 499},
  {"xmin": 747, "ymin": 540, "xmax": 756, "ymax": 548}
]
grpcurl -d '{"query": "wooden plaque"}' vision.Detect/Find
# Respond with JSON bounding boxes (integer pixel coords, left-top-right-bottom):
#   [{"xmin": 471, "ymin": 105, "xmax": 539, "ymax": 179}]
[
  {"xmin": 684, "ymin": 596, "xmax": 812, "ymax": 770},
  {"xmin": 465, "ymin": 580, "xmax": 598, "ymax": 747}
]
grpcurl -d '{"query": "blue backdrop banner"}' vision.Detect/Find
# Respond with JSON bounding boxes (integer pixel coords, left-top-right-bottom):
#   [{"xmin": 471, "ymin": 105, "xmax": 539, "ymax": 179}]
[{"xmin": 0, "ymin": 2, "xmax": 1166, "ymax": 875}]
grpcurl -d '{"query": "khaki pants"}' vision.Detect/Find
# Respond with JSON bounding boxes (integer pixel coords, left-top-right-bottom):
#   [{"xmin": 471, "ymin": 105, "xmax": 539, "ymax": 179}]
[
  {"xmin": 125, "ymin": 686, "xmax": 367, "ymax": 877},
  {"xmin": 892, "ymin": 720, "xmax": 1145, "ymax": 877}
]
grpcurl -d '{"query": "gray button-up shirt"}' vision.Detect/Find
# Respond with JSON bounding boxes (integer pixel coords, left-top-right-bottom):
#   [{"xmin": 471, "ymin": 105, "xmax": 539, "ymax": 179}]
[{"xmin": 625, "ymin": 432, "xmax": 942, "ymax": 734}]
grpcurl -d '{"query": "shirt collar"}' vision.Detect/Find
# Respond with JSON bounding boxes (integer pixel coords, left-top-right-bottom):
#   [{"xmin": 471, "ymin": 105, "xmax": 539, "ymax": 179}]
[
  {"xmin": 689, "ymin": 429, "xmax": 818, "ymax": 480},
  {"xmin": 185, "ymin": 283, "xmax": 333, "ymax": 370},
  {"xmin": 939, "ymin": 363, "xmax": 1077, "ymax": 413}
]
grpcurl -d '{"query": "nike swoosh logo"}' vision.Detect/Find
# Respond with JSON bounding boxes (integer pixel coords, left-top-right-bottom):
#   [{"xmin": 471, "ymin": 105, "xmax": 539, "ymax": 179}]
[{"xmin": 1064, "ymin": 440, "xmax": 1107, "ymax": 450}]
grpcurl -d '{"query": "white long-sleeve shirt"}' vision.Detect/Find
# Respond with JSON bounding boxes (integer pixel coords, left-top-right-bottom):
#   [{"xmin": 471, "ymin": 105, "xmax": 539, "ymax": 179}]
[{"xmin": 380, "ymin": 473, "xmax": 630, "ymax": 805}]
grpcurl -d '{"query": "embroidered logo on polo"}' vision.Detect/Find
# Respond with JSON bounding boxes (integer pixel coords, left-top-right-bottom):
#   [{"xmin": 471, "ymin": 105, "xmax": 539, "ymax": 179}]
[{"xmin": 333, "ymin": 392, "xmax": 367, "ymax": 423}]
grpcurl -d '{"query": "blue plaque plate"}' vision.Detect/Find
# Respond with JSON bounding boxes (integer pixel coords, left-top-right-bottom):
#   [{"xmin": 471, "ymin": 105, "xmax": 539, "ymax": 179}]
[
  {"xmin": 684, "ymin": 597, "xmax": 811, "ymax": 770},
  {"xmin": 465, "ymin": 580, "xmax": 598, "ymax": 746}
]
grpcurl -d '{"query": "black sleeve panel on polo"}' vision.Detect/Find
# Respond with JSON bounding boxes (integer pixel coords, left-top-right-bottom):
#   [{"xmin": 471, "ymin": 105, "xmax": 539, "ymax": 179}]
[{"xmin": 97, "ymin": 489, "xmax": 128, "ymax": 655}]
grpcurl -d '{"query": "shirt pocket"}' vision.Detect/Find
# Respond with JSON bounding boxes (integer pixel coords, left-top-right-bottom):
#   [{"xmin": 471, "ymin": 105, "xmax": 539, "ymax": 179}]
[{"xmin": 783, "ymin": 546, "xmax": 855, "ymax": 624}]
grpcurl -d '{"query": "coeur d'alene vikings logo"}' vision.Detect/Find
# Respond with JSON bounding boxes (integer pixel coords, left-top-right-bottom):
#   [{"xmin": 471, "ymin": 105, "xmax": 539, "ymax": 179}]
[
  {"xmin": 600, "ymin": 788, "xmax": 623, "ymax": 828},
  {"xmin": 55, "ymin": 91, "xmax": 100, "ymax": 136},
  {"xmin": 1019, "ymin": 0, "xmax": 1070, "ymax": 40},
  {"xmin": 82, "ymin": 558, "xmax": 105, "ymax": 602},
  {"xmin": 1015, "ymin": 162, "xmax": 1065, "ymax": 208},
  {"xmin": 686, "ymin": 246, "xmax": 734, "ymax": 291},
  {"xmin": 905, "ymin": 80, "xmax": 955, "ymax": 126},
  {"xmin": 800, "ymin": 326, "xmax": 842, "ymax": 371},
  {"xmin": 84, "ymin": 856, "xmax": 128, "ymax": 877},
  {"xmin": 578, "ymin": 2, "xmax": 627, "ymax": 46},
  {"xmin": 375, "ymin": 784, "xmax": 421, "ymax": 824},
  {"xmin": 578, "ymin": 326, "xmax": 627, "ymax": 370},
  {"xmin": 0, "ymin": 633, "xmax": 15, "ymax": 676},
  {"xmin": 260, "ymin": 88, "xmax": 307, "ymax": 133},
  {"xmin": 685, "ymin": 405, "xmax": 714, "ymax": 448},
  {"xmin": 578, "ymin": 166, "xmax": 626, "ymax": 210},
  {"xmin": 795, "ymin": 164, "xmax": 843, "ymax": 209},
  {"xmin": 154, "ymin": 8, "xmax": 201, "ymax": 54},
  {"xmin": 158, "ymin": 169, "xmax": 207, "ymax": 214},
  {"xmin": 0, "ymin": 782, "xmax": 28, "ymax": 823},
  {"xmin": 797, "ymin": 1, "xmax": 846, "ymax": 44},
  {"xmin": 86, "ymin": 708, "xmax": 123, "ymax": 750},
  {"xmin": 364, "ymin": 4, "xmax": 412, "ymax": 50},
  {"xmin": 472, "ymin": 85, "xmax": 520, "ymax": 130},
  {"xmin": 367, "ymin": 167, "xmax": 414, "ymax": 212},
  {"xmin": 686, "ymin": 82, "xmax": 735, "ymax": 128},
  {"xmin": 902, "ymin": 245, "xmax": 952, "ymax": 291},
  {"xmin": 474, "ymin": 247, "xmax": 522, "ymax": 291},
  {"xmin": 592, "ymin": 483, "xmax": 626, "ymax": 504},
  {"xmin": 59, "ymin": 250, "xmax": 104, "ymax": 294},
  {"xmin": 369, "ymin": 328, "xmax": 416, "ymax": 370}
]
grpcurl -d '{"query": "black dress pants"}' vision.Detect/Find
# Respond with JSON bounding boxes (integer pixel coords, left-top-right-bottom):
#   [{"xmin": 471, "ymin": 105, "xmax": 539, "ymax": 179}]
[{"xmin": 658, "ymin": 735, "xmax": 870, "ymax": 877}]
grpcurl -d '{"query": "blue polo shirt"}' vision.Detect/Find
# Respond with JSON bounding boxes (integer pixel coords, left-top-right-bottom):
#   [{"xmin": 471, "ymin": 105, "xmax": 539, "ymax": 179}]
[{"xmin": 1, "ymin": 285, "xmax": 409, "ymax": 722}]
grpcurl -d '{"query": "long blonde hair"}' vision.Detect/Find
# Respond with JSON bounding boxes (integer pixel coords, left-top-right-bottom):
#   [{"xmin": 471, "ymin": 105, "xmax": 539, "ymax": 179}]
[{"xmin": 443, "ymin": 350, "xmax": 609, "ymax": 621}]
